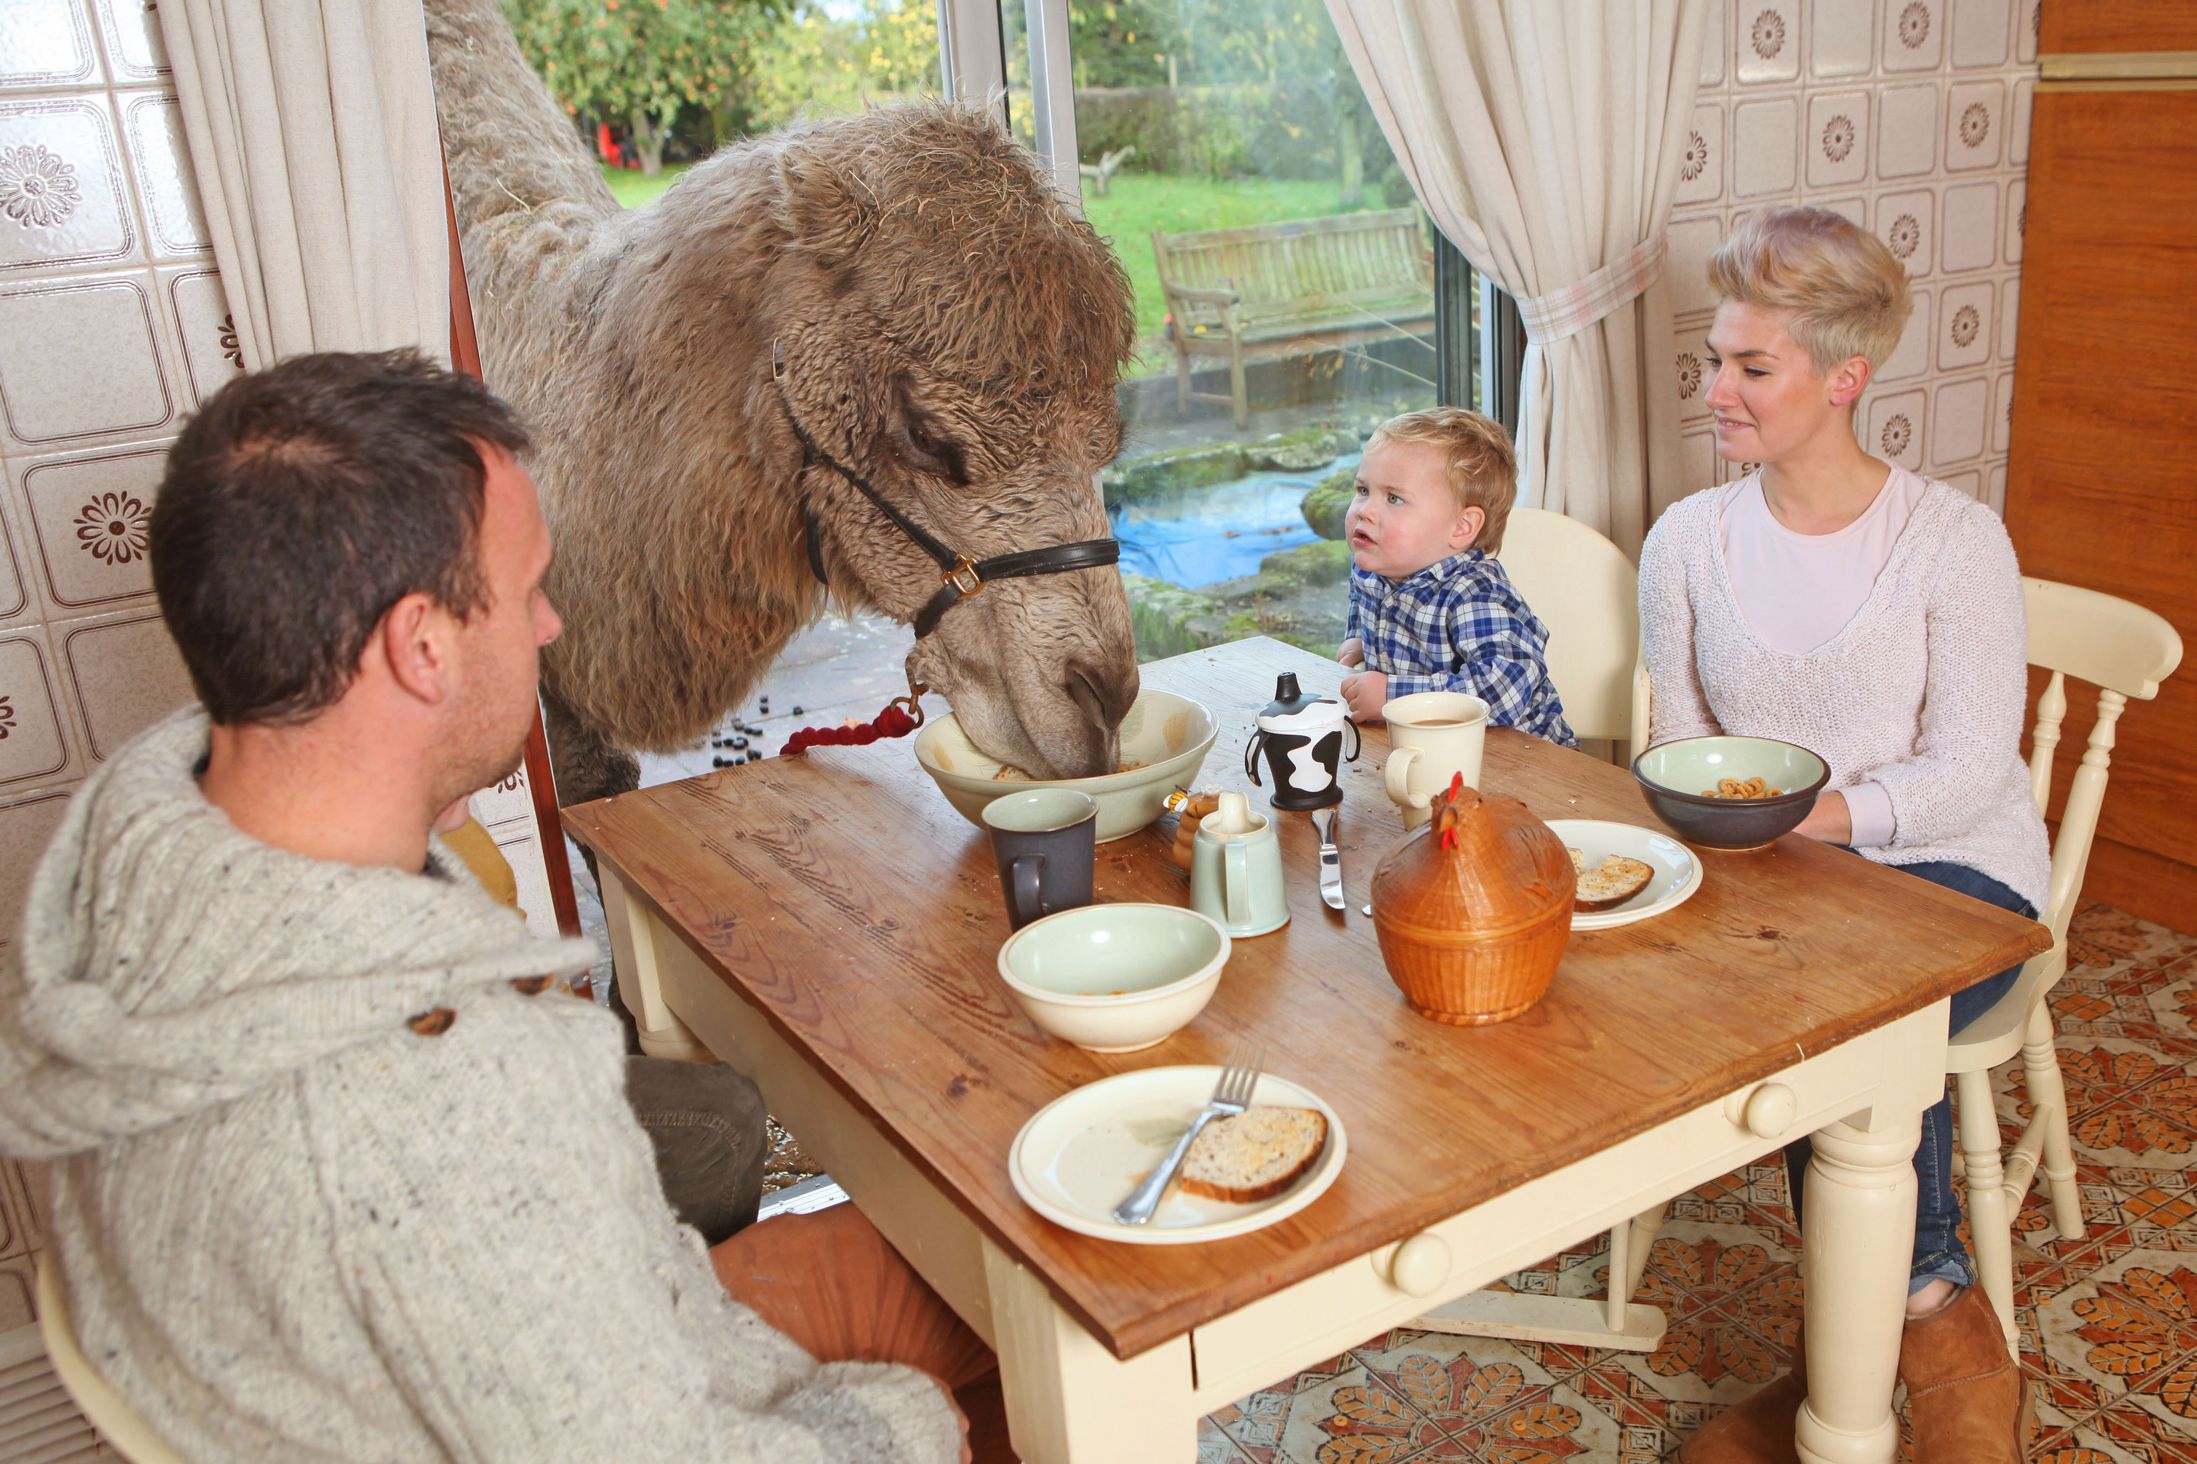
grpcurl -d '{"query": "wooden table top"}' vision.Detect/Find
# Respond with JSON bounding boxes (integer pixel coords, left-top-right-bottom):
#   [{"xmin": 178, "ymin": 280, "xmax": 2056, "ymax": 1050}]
[{"xmin": 564, "ymin": 637, "xmax": 2050, "ymax": 1360}]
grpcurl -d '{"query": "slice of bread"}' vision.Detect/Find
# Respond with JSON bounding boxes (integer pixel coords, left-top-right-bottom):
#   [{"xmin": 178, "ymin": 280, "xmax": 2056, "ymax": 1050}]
[
  {"xmin": 1179, "ymin": 1105, "xmax": 1329, "ymax": 1203},
  {"xmin": 1573, "ymin": 852, "xmax": 1655, "ymax": 912}
]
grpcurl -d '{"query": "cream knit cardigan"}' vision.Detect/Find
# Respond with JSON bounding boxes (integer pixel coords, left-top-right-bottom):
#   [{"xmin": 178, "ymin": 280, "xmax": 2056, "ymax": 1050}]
[
  {"xmin": 1640, "ymin": 477, "xmax": 2049, "ymax": 912},
  {"xmin": 0, "ymin": 709, "xmax": 960, "ymax": 1463}
]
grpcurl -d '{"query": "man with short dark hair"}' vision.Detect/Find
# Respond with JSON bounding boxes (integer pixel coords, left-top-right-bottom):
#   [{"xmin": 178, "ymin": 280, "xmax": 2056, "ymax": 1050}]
[{"xmin": 0, "ymin": 351, "xmax": 973, "ymax": 1461}]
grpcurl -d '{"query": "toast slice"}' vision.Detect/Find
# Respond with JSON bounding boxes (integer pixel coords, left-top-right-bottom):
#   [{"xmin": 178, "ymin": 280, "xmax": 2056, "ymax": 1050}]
[
  {"xmin": 1571, "ymin": 850, "xmax": 1656, "ymax": 912},
  {"xmin": 1179, "ymin": 1105, "xmax": 1329, "ymax": 1203}
]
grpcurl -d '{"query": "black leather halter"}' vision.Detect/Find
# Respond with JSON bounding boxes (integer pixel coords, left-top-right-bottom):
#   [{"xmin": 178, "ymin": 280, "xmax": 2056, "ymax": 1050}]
[{"xmin": 773, "ymin": 343, "xmax": 1120, "ymax": 640}]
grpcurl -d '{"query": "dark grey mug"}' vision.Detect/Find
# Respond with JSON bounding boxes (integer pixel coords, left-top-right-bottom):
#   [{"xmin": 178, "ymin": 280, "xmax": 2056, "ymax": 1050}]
[{"xmin": 981, "ymin": 789, "xmax": 1099, "ymax": 930}]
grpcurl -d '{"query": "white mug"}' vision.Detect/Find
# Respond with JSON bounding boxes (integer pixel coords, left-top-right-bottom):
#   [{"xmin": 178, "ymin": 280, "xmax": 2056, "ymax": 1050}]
[{"xmin": 1381, "ymin": 692, "xmax": 1489, "ymax": 829}]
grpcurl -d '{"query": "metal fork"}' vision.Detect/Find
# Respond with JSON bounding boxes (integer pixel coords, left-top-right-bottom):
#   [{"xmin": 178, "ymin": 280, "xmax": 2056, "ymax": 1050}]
[{"xmin": 1112, "ymin": 1039, "xmax": 1265, "ymax": 1225}]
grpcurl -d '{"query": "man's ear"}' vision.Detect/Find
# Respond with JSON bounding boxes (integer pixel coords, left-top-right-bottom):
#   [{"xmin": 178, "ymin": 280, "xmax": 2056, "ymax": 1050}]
[
  {"xmin": 375, "ymin": 592, "xmax": 455, "ymax": 707},
  {"xmin": 1451, "ymin": 504, "xmax": 1488, "ymax": 550},
  {"xmin": 1828, "ymin": 353, "xmax": 1873, "ymax": 407}
]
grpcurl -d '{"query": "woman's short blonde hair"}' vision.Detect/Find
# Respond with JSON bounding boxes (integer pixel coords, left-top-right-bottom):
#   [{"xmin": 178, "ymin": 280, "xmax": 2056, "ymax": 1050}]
[
  {"xmin": 1708, "ymin": 206, "xmax": 1913, "ymax": 373},
  {"xmin": 1366, "ymin": 407, "xmax": 1518, "ymax": 553}
]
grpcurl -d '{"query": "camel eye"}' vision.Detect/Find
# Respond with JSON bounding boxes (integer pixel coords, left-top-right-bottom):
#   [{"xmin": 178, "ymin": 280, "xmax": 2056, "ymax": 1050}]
[{"xmin": 894, "ymin": 415, "xmax": 968, "ymax": 485}]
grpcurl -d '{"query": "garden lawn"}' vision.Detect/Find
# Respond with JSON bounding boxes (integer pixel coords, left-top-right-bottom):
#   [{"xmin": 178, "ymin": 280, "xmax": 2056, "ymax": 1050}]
[
  {"xmin": 600, "ymin": 161, "xmax": 692, "ymax": 209},
  {"xmin": 600, "ymin": 162, "xmax": 1374, "ymax": 370}
]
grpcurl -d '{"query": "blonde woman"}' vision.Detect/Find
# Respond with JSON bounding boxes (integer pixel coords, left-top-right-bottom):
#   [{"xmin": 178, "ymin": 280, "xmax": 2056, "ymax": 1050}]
[{"xmin": 1641, "ymin": 207, "xmax": 2047, "ymax": 1464}]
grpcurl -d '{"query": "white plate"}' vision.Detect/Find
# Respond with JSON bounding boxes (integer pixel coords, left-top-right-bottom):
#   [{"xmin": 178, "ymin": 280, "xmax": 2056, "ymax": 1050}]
[
  {"xmin": 1008, "ymin": 1066, "xmax": 1347, "ymax": 1245},
  {"xmin": 1546, "ymin": 818, "xmax": 1704, "ymax": 931}
]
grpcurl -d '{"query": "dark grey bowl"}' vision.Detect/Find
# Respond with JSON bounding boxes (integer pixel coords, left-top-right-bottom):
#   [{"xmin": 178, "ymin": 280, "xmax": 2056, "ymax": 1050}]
[{"xmin": 1631, "ymin": 736, "xmax": 1831, "ymax": 851}]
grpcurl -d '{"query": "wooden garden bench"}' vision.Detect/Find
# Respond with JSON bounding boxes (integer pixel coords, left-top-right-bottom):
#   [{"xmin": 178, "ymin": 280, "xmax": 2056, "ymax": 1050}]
[{"xmin": 1150, "ymin": 208, "xmax": 1435, "ymax": 429}]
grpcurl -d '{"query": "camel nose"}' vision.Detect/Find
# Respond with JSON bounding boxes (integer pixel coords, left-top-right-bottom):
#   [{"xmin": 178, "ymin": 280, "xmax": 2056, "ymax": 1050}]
[{"xmin": 1065, "ymin": 658, "xmax": 1137, "ymax": 736}]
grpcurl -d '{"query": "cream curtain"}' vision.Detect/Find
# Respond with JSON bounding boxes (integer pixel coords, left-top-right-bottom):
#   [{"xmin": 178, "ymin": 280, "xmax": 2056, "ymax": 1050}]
[
  {"xmin": 156, "ymin": 0, "xmax": 449, "ymax": 367},
  {"xmin": 1326, "ymin": 0, "xmax": 1709, "ymax": 554}
]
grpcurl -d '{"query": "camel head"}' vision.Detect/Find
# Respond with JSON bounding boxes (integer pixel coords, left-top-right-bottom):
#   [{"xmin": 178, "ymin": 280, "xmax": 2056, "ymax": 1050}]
[{"xmin": 762, "ymin": 104, "xmax": 1140, "ymax": 779}]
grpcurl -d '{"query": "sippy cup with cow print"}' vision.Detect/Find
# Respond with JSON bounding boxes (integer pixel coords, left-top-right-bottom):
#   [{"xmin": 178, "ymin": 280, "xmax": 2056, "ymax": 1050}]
[{"xmin": 1245, "ymin": 672, "xmax": 1359, "ymax": 811}]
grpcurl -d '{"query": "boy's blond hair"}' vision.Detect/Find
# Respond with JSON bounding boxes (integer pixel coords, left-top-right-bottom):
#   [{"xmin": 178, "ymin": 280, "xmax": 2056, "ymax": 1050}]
[
  {"xmin": 1707, "ymin": 206, "xmax": 1913, "ymax": 373},
  {"xmin": 1365, "ymin": 406, "xmax": 1518, "ymax": 553}
]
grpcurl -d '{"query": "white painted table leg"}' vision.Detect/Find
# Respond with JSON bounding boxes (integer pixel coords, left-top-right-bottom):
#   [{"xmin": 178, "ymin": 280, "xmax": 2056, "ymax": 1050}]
[
  {"xmin": 982, "ymin": 1238, "xmax": 1197, "ymax": 1464},
  {"xmin": 1794, "ymin": 1104, "xmax": 1923, "ymax": 1464},
  {"xmin": 597, "ymin": 867, "xmax": 713, "ymax": 1061}
]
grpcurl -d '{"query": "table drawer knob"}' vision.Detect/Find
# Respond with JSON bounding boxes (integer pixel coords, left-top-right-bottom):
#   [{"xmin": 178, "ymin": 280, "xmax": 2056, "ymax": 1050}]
[
  {"xmin": 1386, "ymin": 1233, "xmax": 1450, "ymax": 1297},
  {"xmin": 1732, "ymin": 1082, "xmax": 1796, "ymax": 1139}
]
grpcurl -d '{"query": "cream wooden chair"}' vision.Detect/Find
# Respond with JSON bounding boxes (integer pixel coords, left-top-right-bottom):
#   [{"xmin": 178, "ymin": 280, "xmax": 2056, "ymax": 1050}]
[
  {"xmin": 1952, "ymin": 578, "xmax": 2181, "ymax": 1351},
  {"xmin": 1399, "ymin": 509, "xmax": 1666, "ymax": 1350},
  {"xmin": 34, "ymin": 1258, "xmax": 186, "ymax": 1464},
  {"xmin": 1492, "ymin": 508, "xmax": 1652, "ymax": 752},
  {"xmin": 1413, "ymin": 575, "xmax": 2182, "ymax": 1357}
]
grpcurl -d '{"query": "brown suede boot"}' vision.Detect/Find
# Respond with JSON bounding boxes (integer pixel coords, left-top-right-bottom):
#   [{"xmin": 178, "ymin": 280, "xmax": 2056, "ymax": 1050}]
[
  {"xmin": 1681, "ymin": 1333, "xmax": 1805, "ymax": 1464},
  {"xmin": 1898, "ymin": 1284, "xmax": 2033, "ymax": 1463}
]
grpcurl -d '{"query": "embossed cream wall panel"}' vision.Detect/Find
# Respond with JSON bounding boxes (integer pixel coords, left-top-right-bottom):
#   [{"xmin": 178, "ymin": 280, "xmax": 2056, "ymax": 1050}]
[
  {"xmin": 0, "ymin": 0, "xmax": 97, "ymax": 91},
  {"xmin": 55, "ymin": 608, "xmax": 192, "ymax": 761},
  {"xmin": 0, "ymin": 272, "xmax": 178, "ymax": 447},
  {"xmin": 1665, "ymin": 0, "xmax": 2038, "ymax": 513},
  {"xmin": 164, "ymin": 266, "xmax": 244, "ymax": 402},
  {"xmin": 0, "ymin": 491, "xmax": 30, "ymax": 629},
  {"xmin": 0, "ymin": 630, "xmax": 77, "ymax": 794},
  {"xmin": 16, "ymin": 442, "xmax": 161, "ymax": 610}
]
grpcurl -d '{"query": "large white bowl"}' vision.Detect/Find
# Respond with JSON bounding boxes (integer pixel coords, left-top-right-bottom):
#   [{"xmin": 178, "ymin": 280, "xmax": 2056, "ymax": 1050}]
[
  {"xmin": 996, "ymin": 903, "xmax": 1231, "ymax": 1052},
  {"xmin": 914, "ymin": 689, "xmax": 1218, "ymax": 843}
]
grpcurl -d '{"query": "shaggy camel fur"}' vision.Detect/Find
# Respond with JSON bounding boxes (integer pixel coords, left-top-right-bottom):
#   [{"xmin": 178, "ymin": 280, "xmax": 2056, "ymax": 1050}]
[{"xmin": 426, "ymin": 0, "xmax": 1140, "ymax": 809}]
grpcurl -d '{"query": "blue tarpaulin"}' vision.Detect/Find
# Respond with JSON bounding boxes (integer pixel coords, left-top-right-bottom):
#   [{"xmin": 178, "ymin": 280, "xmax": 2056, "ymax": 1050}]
[{"xmin": 1108, "ymin": 460, "xmax": 1355, "ymax": 587}]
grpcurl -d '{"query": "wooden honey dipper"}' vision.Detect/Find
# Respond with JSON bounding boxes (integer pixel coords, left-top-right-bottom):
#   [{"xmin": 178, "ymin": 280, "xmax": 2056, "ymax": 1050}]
[{"xmin": 1164, "ymin": 787, "xmax": 1223, "ymax": 870}]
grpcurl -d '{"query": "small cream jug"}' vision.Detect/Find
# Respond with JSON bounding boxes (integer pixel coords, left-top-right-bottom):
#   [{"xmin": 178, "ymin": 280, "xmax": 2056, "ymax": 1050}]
[
  {"xmin": 1382, "ymin": 692, "xmax": 1490, "ymax": 829},
  {"xmin": 1189, "ymin": 791, "xmax": 1290, "ymax": 938}
]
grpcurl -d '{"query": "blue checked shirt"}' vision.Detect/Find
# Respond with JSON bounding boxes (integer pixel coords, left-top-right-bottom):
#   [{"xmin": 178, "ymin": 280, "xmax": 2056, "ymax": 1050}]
[{"xmin": 1345, "ymin": 548, "xmax": 1577, "ymax": 746}]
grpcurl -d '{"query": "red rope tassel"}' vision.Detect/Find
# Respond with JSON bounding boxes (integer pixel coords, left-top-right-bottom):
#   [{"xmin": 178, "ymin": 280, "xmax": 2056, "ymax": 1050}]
[{"xmin": 781, "ymin": 699, "xmax": 921, "ymax": 755}]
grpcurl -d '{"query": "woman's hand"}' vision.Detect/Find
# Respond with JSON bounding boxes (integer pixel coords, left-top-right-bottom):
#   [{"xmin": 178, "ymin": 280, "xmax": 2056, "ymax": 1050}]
[
  {"xmin": 1337, "ymin": 636, "xmax": 1364, "ymax": 668},
  {"xmin": 1794, "ymin": 790, "xmax": 1852, "ymax": 845},
  {"xmin": 1340, "ymin": 669, "xmax": 1387, "ymax": 722}
]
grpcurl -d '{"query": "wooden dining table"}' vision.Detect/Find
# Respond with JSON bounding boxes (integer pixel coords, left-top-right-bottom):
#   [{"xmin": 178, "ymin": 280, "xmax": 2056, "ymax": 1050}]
[{"xmin": 563, "ymin": 637, "xmax": 2050, "ymax": 1464}]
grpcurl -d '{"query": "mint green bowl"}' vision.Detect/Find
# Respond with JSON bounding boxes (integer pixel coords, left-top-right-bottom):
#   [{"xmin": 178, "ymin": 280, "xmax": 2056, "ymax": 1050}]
[{"xmin": 996, "ymin": 903, "xmax": 1231, "ymax": 1052}]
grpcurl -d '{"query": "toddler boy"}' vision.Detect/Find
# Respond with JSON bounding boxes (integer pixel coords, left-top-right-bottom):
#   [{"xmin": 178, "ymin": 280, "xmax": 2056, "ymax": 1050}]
[{"xmin": 1336, "ymin": 407, "xmax": 1575, "ymax": 745}]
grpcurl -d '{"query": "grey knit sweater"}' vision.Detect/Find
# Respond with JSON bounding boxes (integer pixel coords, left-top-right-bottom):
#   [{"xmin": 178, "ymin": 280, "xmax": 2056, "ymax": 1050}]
[{"xmin": 0, "ymin": 709, "xmax": 960, "ymax": 1462}]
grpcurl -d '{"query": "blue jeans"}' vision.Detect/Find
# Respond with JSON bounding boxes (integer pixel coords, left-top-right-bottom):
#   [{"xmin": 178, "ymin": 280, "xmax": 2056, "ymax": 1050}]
[{"xmin": 1782, "ymin": 859, "xmax": 2035, "ymax": 1293}]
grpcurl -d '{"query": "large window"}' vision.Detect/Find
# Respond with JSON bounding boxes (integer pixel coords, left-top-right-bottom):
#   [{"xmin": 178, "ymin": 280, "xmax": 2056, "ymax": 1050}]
[
  {"xmin": 958, "ymin": 0, "xmax": 1495, "ymax": 657},
  {"xmin": 521, "ymin": 0, "xmax": 1506, "ymax": 659}
]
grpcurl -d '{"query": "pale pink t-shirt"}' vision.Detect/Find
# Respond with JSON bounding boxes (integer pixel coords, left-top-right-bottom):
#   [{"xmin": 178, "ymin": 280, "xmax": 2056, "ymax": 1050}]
[{"xmin": 1718, "ymin": 466, "xmax": 1926, "ymax": 848}]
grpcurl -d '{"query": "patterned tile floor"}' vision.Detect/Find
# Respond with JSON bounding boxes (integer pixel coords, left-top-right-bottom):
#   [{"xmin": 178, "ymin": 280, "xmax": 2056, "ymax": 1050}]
[{"xmin": 1196, "ymin": 904, "xmax": 2197, "ymax": 1464}]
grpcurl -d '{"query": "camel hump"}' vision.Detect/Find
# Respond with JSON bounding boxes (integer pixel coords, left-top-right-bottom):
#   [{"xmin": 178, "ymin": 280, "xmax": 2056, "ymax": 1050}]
[{"xmin": 424, "ymin": 0, "xmax": 617, "ymax": 235}]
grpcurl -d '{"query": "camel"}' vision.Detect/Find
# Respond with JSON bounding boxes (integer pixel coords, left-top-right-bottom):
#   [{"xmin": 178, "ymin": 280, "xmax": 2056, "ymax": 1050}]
[{"xmin": 424, "ymin": 0, "xmax": 1141, "ymax": 811}]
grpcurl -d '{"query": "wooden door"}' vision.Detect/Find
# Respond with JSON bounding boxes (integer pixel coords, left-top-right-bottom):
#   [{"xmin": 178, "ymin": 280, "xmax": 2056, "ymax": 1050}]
[{"xmin": 2004, "ymin": 13, "xmax": 2197, "ymax": 932}]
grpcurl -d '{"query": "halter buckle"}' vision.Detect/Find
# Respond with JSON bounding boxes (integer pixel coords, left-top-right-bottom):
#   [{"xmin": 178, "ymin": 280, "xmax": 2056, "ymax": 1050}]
[
  {"xmin": 895, "ymin": 676, "xmax": 929, "ymax": 728},
  {"xmin": 943, "ymin": 555, "xmax": 984, "ymax": 599}
]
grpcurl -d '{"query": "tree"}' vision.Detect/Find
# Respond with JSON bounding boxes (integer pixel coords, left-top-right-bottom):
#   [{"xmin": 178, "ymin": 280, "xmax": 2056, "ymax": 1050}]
[
  {"xmin": 503, "ymin": 0, "xmax": 789, "ymax": 174},
  {"xmin": 740, "ymin": 0, "xmax": 939, "ymax": 135}
]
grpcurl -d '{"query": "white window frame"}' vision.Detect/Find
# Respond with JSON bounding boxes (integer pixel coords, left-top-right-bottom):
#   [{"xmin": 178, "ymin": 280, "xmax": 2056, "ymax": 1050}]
[
  {"xmin": 934, "ymin": 0, "xmax": 1504, "ymax": 415},
  {"xmin": 936, "ymin": 0, "xmax": 1082, "ymax": 210}
]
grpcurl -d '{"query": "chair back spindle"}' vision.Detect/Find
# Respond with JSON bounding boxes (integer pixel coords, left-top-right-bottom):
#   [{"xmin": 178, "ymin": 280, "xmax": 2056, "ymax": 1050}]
[{"xmin": 2027, "ymin": 669, "xmax": 2066, "ymax": 818}]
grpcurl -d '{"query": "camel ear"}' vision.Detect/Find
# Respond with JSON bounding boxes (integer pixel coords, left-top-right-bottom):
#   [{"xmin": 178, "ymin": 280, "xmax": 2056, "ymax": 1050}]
[{"xmin": 774, "ymin": 149, "xmax": 877, "ymax": 269}]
